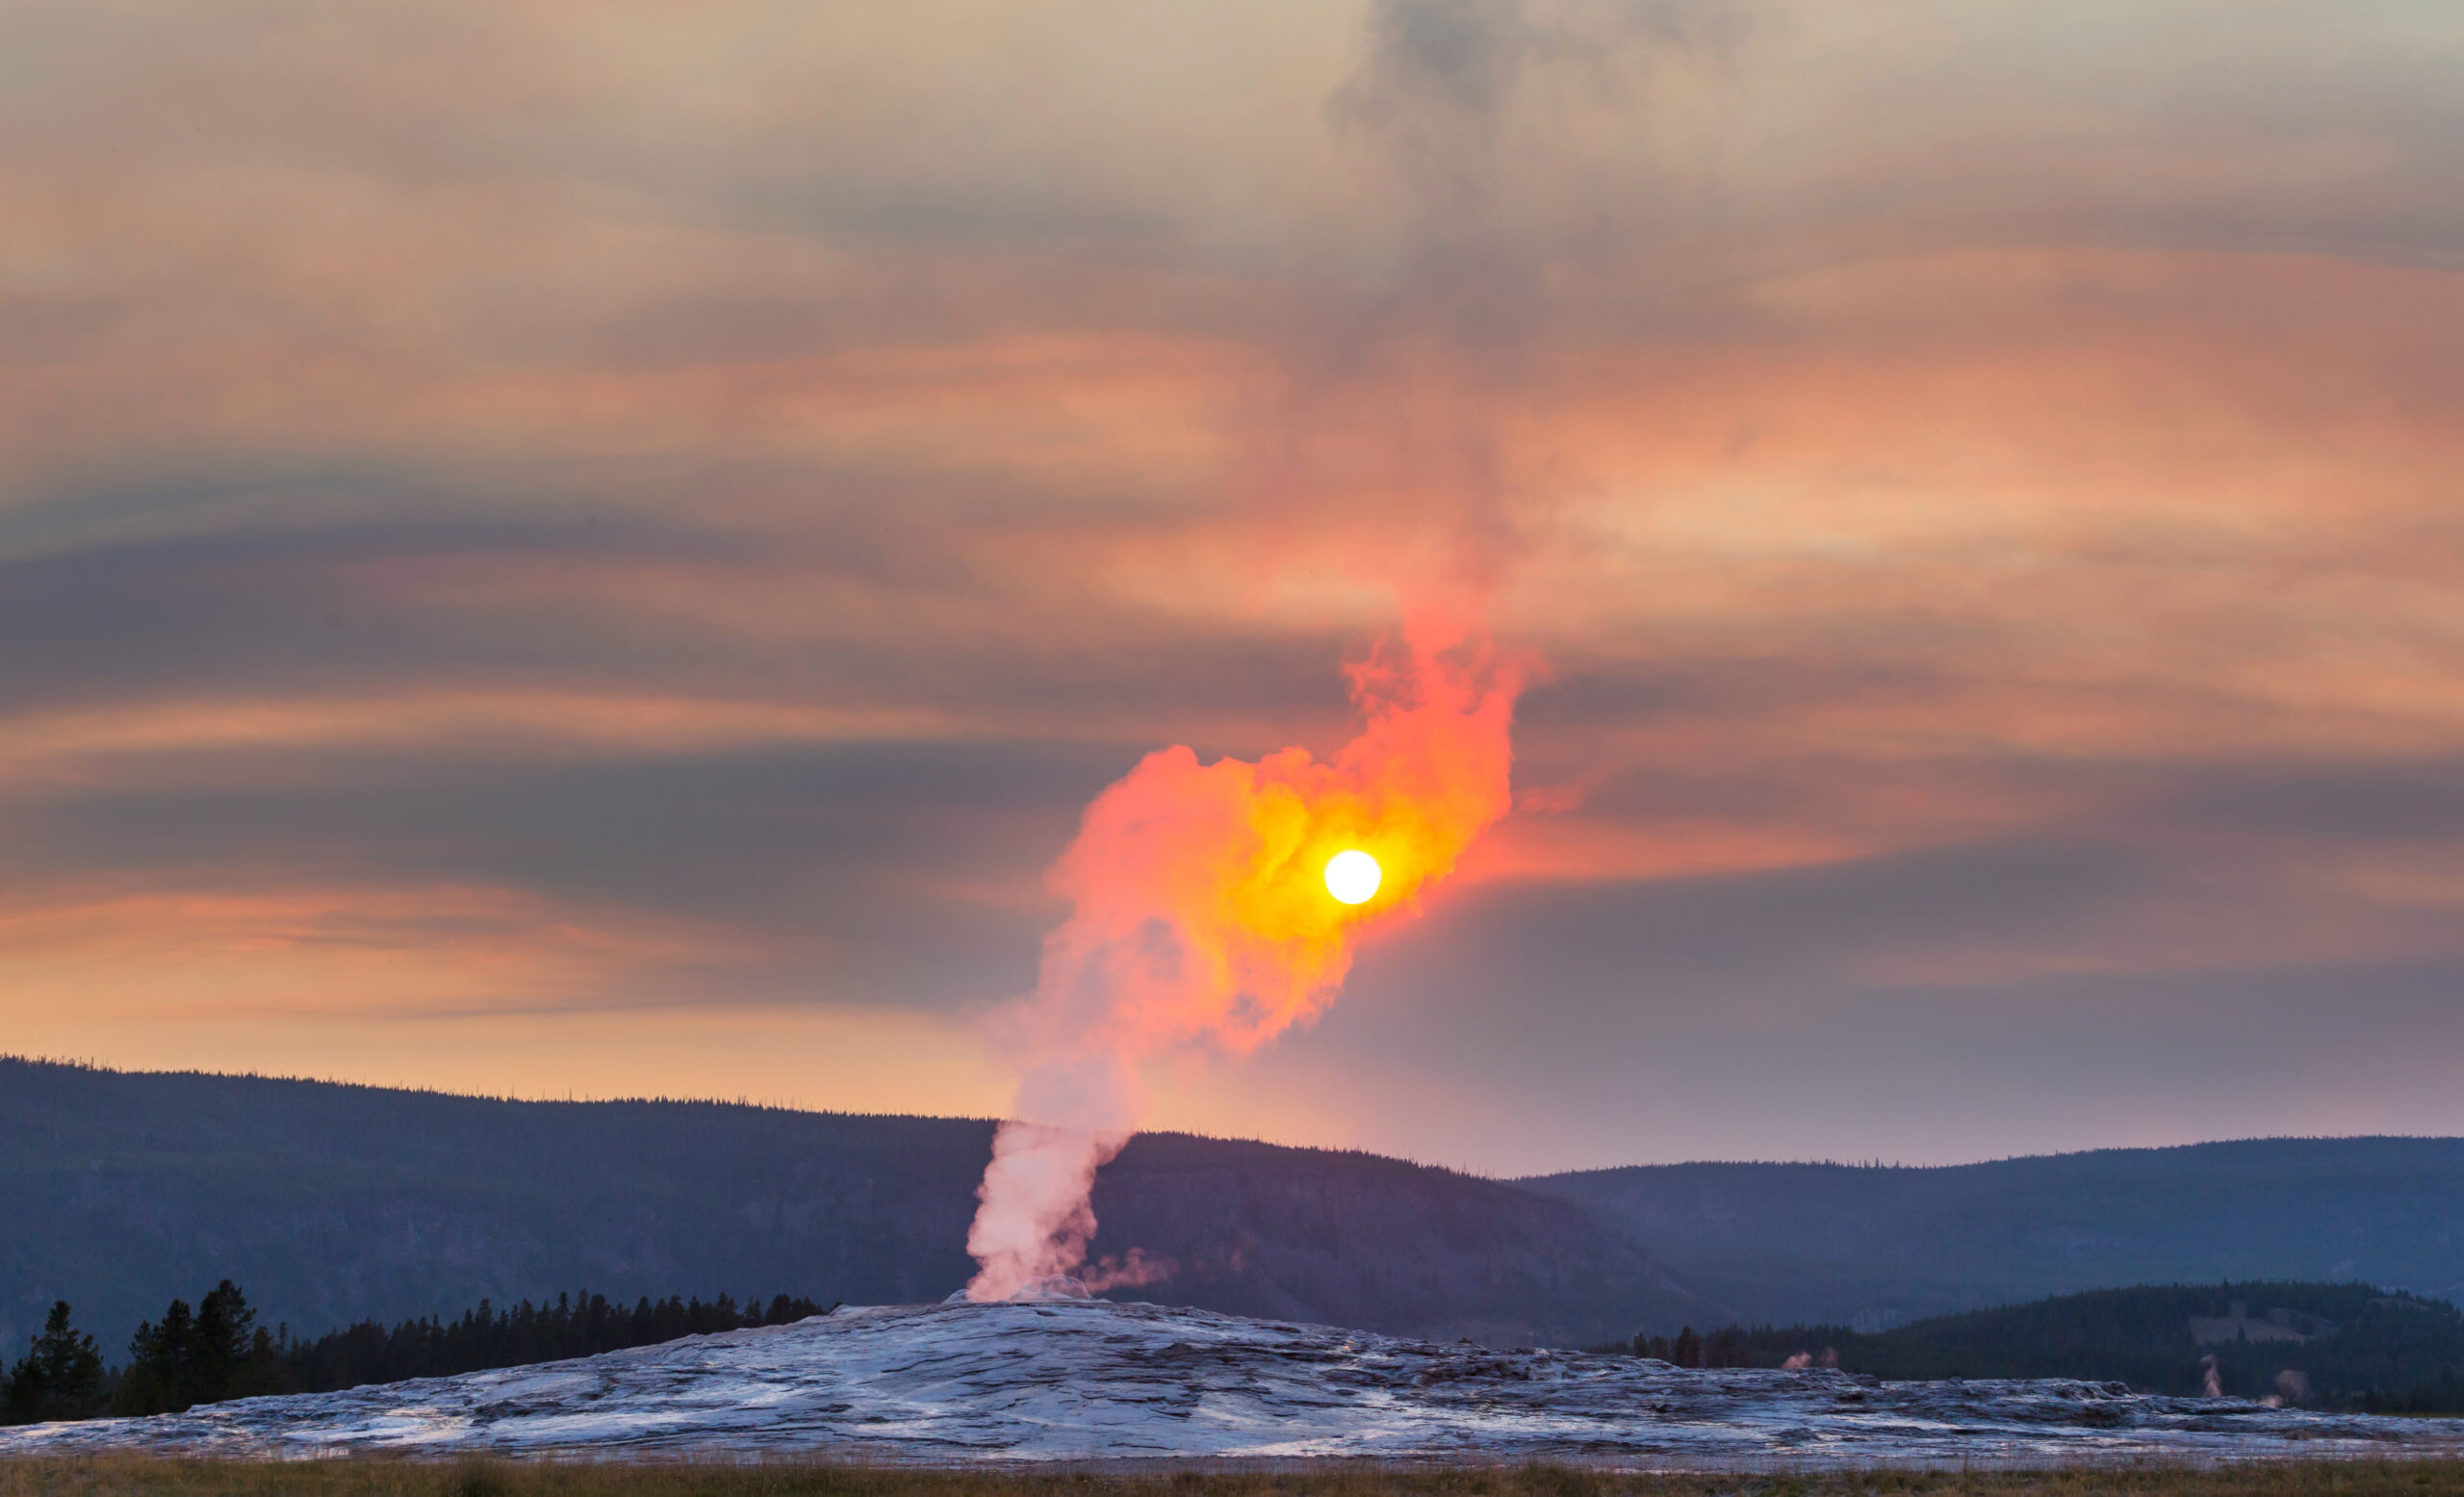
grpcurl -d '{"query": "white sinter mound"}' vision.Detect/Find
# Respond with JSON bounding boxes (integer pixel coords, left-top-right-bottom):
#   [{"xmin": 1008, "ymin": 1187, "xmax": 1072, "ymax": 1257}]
[{"xmin": 5, "ymin": 1299, "xmax": 2459, "ymax": 1466}]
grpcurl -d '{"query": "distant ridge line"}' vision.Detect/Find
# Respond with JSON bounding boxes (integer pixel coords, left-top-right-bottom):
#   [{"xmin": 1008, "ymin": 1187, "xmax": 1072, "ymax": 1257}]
[
  {"xmin": 13, "ymin": 1055, "xmax": 2453, "ymax": 1176},
  {"xmin": 1519, "ymin": 1133, "xmax": 2464, "ymax": 1181}
]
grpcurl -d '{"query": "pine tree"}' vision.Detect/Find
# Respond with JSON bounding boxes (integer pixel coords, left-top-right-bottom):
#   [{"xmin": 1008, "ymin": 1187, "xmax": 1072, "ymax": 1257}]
[
  {"xmin": 117, "ymin": 1298, "xmax": 197, "ymax": 1415},
  {"xmin": 195, "ymin": 1280, "xmax": 262, "ymax": 1403},
  {"xmin": 1672, "ymin": 1326, "xmax": 1704, "ymax": 1369},
  {"xmin": 3, "ymin": 1303, "xmax": 105, "ymax": 1424}
]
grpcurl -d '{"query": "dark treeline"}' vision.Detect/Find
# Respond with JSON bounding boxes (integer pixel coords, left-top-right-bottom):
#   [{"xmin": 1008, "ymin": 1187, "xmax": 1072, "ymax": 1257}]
[
  {"xmin": 1596, "ymin": 1281, "xmax": 2464, "ymax": 1414},
  {"xmin": 1624, "ymin": 1326, "xmax": 1756, "ymax": 1369},
  {"xmin": 2, "ymin": 1282, "xmax": 834, "ymax": 1424},
  {"xmin": 280, "ymin": 1286, "xmax": 834, "ymax": 1401}
]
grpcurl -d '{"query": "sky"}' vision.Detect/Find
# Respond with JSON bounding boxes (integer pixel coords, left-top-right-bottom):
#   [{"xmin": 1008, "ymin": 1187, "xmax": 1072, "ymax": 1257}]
[{"xmin": 4, "ymin": 0, "xmax": 2462, "ymax": 1175}]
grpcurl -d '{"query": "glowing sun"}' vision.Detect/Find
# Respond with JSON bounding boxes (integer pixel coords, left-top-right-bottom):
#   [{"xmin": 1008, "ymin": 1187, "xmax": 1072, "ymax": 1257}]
[{"xmin": 1322, "ymin": 849, "xmax": 1382, "ymax": 905}]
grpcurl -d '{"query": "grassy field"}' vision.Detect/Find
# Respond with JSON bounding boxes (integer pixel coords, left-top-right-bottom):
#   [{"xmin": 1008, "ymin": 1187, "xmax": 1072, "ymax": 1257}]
[{"xmin": 4, "ymin": 1460, "xmax": 2463, "ymax": 1497}]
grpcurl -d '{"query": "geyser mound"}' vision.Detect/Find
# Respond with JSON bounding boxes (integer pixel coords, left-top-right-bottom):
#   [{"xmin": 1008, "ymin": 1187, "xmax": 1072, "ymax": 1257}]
[
  {"xmin": 5, "ymin": 1299, "xmax": 2458, "ymax": 1465},
  {"xmin": 944, "ymin": 1274, "xmax": 1092, "ymax": 1304}
]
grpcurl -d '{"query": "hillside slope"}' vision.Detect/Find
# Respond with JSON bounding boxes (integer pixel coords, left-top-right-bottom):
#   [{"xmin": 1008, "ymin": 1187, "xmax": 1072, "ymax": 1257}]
[
  {"xmin": 1523, "ymin": 1141, "xmax": 2464, "ymax": 1329},
  {"xmin": 1727, "ymin": 1282, "xmax": 2464, "ymax": 1411},
  {"xmin": 0, "ymin": 1059, "xmax": 1698, "ymax": 1355},
  {"xmin": 15, "ymin": 1058, "xmax": 2464, "ymax": 1362},
  {"xmin": 1090, "ymin": 1133, "xmax": 1696, "ymax": 1347}
]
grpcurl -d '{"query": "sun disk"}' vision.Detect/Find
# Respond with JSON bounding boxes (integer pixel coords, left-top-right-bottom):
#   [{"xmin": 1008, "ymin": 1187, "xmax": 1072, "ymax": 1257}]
[{"xmin": 1323, "ymin": 849, "xmax": 1382, "ymax": 905}]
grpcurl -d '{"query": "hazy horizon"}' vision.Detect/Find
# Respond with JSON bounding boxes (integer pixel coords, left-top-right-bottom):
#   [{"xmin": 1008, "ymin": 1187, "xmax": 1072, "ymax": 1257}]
[{"xmin": 13, "ymin": 1054, "xmax": 2461, "ymax": 1180}]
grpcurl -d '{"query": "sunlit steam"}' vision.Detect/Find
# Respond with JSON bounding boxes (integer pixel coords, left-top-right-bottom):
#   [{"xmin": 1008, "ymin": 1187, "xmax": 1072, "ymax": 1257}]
[{"xmin": 962, "ymin": 616, "xmax": 1521, "ymax": 1301}]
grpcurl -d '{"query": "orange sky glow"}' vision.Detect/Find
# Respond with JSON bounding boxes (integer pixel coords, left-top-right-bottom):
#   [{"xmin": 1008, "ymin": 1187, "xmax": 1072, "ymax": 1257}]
[{"xmin": 4, "ymin": 0, "xmax": 2462, "ymax": 1172}]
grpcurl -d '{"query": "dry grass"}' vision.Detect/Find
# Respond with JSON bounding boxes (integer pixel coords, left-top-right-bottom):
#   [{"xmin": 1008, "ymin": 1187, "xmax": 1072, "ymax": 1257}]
[{"xmin": 3, "ymin": 1458, "xmax": 2463, "ymax": 1497}]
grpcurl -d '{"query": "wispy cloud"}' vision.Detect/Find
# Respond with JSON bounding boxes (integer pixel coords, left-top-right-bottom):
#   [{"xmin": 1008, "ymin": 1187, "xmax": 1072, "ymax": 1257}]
[{"xmin": 1, "ymin": 0, "xmax": 2460, "ymax": 1164}]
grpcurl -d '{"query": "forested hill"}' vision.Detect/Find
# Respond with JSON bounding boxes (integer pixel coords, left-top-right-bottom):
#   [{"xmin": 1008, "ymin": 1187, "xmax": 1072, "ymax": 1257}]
[
  {"xmin": 1726, "ymin": 1282, "xmax": 2464, "ymax": 1412},
  {"xmin": 12, "ymin": 1059, "xmax": 2464, "ymax": 1364},
  {"xmin": 1522, "ymin": 1140, "xmax": 2464, "ymax": 1330},
  {"xmin": 0, "ymin": 1058, "xmax": 1701, "ymax": 1357}
]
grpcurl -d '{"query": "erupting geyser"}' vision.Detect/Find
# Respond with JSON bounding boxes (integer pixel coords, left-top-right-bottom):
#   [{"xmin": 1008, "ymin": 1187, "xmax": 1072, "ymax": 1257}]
[{"xmin": 962, "ymin": 615, "xmax": 1522, "ymax": 1302}]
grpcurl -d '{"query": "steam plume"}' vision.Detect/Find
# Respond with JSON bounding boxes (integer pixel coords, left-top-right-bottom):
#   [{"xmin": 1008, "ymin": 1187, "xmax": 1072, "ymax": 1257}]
[{"xmin": 963, "ymin": 614, "xmax": 1521, "ymax": 1300}]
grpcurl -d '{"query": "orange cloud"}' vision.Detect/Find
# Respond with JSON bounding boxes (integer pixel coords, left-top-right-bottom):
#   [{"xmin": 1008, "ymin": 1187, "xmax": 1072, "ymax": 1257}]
[{"xmin": 3, "ymin": 0, "xmax": 2462, "ymax": 1161}]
